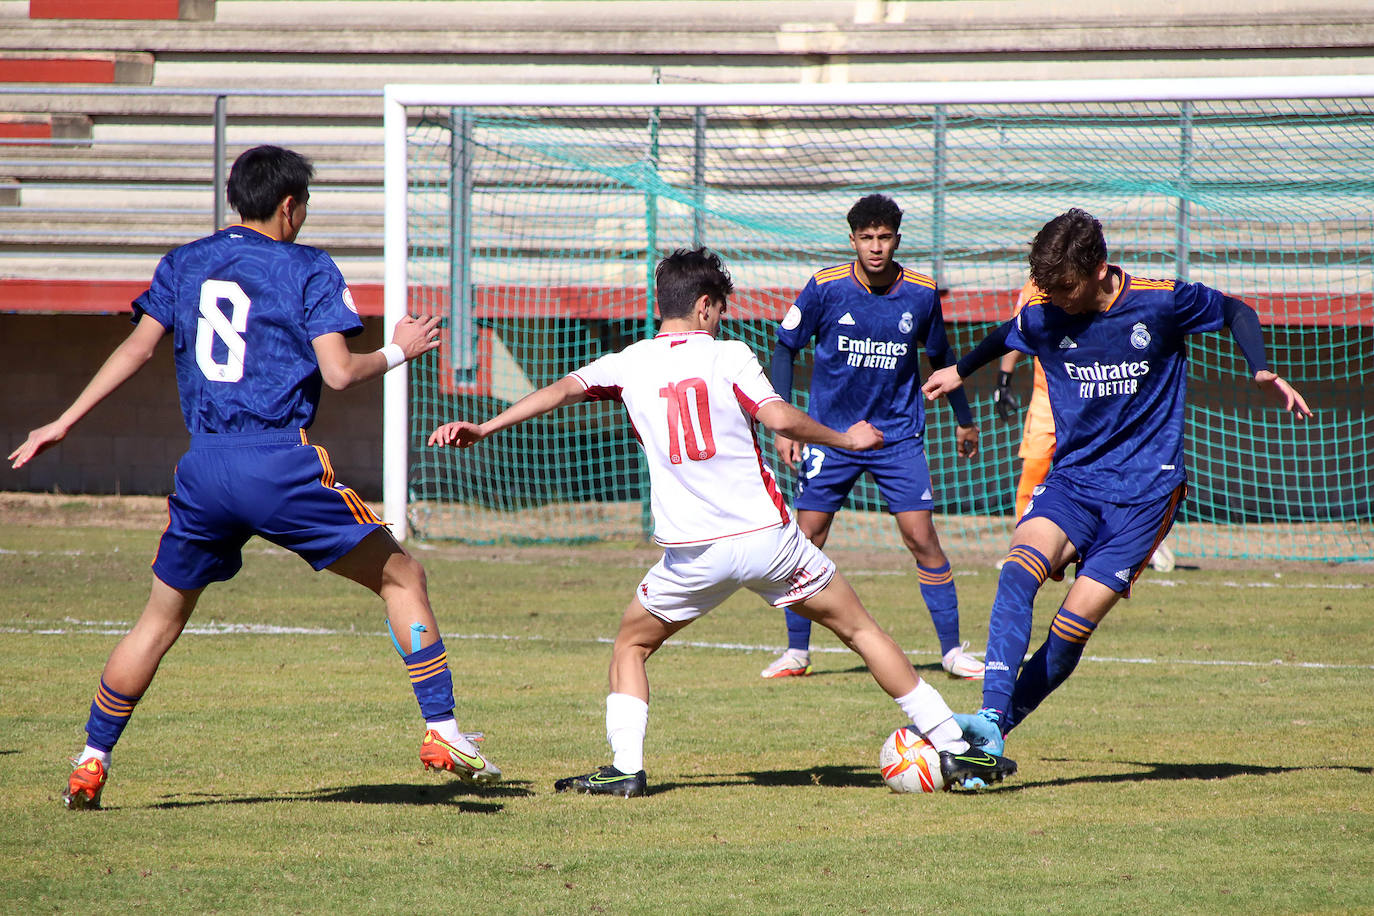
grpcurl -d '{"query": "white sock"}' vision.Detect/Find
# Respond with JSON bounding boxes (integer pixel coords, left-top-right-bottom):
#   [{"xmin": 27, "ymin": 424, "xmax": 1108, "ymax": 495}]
[
  {"xmin": 78, "ymin": 745, "xmax": 110, "ymax": 766},
  {"xmin": 605, "ymin": 692, "xmax": 649, "ymax": 774},
  {"xmin": 894, "ymin": 680, "xmax": 969, "ymax": 754},
  {"xmin": 425, "ymin": 716, "xmax": 461, "ymax": 744}
]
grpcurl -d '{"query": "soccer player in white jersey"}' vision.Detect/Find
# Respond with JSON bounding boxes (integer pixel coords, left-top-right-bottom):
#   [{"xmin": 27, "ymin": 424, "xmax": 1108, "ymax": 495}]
[
  {"xmin": 430, "ymin": 248, "xmax": 1017, "ymax": 796},
  {"xmin": 923, "ymin": 209, "xmax": 1311, "ymax": 756},
  {"xmin": 10, "ymin": 146, "xmax": 500, "ymax": 809}
]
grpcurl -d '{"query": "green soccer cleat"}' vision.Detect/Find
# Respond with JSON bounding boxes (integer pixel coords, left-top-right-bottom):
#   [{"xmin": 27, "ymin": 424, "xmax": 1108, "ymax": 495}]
[
  {"xmin": 939, "ymin": 748, "xmax": 1017, "ymax": 791},
  {"xmin": 554, "ymin": 765, "xmax": 647, "ymax": 798}
]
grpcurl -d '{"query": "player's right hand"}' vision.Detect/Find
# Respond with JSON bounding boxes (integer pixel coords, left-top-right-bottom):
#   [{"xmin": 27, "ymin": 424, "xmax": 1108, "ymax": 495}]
[
  {"xmin": 8, "ymin": 421, "xmax": 69, "ymax": 469},
  {"xmin": 393, "ymin": 314, "xmax": 444, "ymax": 361},
  {"xmin": 427, "ymin": 421, "xmax": 486, "ymax": 448},
  {"xmin": 992, "ymin": 371, "xmax": 1020, "ymax": 422},
  {"xmin": 773, "ymin": 434, "xmax": 802, "ymax": 468},
  {"xmin": 843, "ymin": 421, "xmax": 883, "ymax": 452}
]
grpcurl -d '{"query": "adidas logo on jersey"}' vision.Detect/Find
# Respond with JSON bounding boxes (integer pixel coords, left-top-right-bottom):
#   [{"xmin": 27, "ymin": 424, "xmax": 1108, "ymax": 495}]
[
  {"xmin": 1059, "ymin": 336, "xmax": 1078, "ymax": 349},
  {"xmin": 838, "ymin": 312, "xmax": 856, "ymax": 326},
  {"xmin": 1114, "ymin": 568, "xmax": 1132, "ymax": 582}
]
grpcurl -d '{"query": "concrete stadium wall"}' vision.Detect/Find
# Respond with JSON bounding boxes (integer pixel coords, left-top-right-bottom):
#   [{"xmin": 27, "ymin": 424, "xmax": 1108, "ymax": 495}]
[{"xmin": 1, "ymin": 313, "xmax": 385, "ymax": 500}]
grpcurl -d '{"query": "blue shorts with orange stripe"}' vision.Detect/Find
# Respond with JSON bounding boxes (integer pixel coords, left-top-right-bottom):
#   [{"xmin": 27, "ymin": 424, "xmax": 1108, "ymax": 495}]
[
  {"xmin": 152, "ymin": 429, "xmax": 384, "ymax": 590},
  {"xmin": 1020, "ymin": 474, "xmax": 1186, "ymax": 598}
]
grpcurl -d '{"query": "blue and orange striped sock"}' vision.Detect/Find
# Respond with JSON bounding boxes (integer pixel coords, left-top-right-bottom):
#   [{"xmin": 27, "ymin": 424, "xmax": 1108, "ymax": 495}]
[
  {"xmin": 917, "ymin": 561, "xmax": 960, "ymax": 655},
  {"xmin": 1007, "ymin": 608, "xmax": 1097, "ymax": 732},
  {"xmin": 783, "ymin": 606, "xmax": 812, "ymax": 653},
  {"xmin": 84, "ymin": 678, "xmax": 141, "ymax": 754},
  {"xmin": 982, "ymin": 544, "xmax": 1052, "ymax": 718},
  {"xmin": 403, "ymin": 638, "xmax": 455, "ymax": 721}
]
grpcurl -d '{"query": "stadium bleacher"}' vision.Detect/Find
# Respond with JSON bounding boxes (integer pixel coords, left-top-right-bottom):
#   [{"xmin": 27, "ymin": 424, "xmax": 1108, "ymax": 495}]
[{"xmin": 2, "ymin": 0, "xmax": 1370, "ymax": 497}]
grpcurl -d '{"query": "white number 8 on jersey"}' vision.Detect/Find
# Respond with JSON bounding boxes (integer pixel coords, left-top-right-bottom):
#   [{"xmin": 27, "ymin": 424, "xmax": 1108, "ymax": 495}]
[{"xmin": 195, "ymin": 279, "xmax": 251, "ymax": 383}]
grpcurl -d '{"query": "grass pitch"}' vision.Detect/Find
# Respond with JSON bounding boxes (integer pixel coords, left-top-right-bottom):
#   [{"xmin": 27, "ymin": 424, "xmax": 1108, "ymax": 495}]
[{"xmin": 1, "ymin": 497, "xmax": 1371, "ymax": 914}]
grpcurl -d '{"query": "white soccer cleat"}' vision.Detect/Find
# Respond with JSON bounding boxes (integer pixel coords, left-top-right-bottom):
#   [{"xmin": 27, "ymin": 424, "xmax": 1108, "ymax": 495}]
[
  {"xmin": 1150, "ymin": 540, "xmax": 1176, "ymax": 572},
  {"xmin": 760, "ymin": 649, "xmax": 812, "ymax": 679},
  {"xmin": 941, "ymin": 642, "xmax": 986, "ymax": 680}
]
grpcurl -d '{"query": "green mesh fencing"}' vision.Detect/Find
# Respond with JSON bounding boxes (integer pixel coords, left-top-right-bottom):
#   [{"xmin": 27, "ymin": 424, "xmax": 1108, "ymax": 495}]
[{"xmin": 403, "ymin": 99, "xmax": 1373, "ymax": 562}]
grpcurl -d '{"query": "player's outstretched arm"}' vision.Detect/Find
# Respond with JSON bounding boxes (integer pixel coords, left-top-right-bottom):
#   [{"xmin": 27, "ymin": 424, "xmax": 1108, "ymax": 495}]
[
  {"xmin": 429, "ymin": 375, "xmax": 588, "ymax": 448},
  {"xmin": 755, "ymin": 400, "xmax": 883, "ymax": 451},
  {"xmin": 9, "ymin": 314, "xmax": 166, "ymax": 469},
  {"xmin": 1253, "ymin": 370, "xmax": 1313, "ymax": 419},
  {"xmin": 314, "ymin": 314, "xmax": 442, "ymax": 391}
]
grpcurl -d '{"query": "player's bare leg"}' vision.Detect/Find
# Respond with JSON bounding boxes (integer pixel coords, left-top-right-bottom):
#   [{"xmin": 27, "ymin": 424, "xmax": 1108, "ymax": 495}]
[
  {"xmin": 788, "ymin": 572, "xmax": 916, "ymax": 698},
  {"xmin": 65, "ymin": 577, "xmax": 202, "ymax": 809},
  {"xmin": 556, "ymin": 596, "xmax": 689, "ymax": 797},
  {"xmin": 329, "ymin": 528, "xmax": 499, "ymax": 783},
  {"xmin": 892, "ymin": 510, "xmax": 983, "ymax": 679},
  {"xmin": 791, "ymin": 573, "xmax": 1016, "ymax": 788},
  {"xmin": 101, "ymin": 578, "xmax": 202, "ymax": 698}
]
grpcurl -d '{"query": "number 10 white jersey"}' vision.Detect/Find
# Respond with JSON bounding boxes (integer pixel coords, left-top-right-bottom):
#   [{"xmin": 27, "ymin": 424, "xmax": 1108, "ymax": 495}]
[{"xmin": 569, "ymin": 330, "xmax": 791, "ymax": 546}]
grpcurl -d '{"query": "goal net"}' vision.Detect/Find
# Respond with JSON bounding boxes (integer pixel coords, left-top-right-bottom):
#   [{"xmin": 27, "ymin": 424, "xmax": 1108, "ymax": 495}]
[{"xmin": 383, "ymin": 78, "xmax": 1373, "ymax": 562}]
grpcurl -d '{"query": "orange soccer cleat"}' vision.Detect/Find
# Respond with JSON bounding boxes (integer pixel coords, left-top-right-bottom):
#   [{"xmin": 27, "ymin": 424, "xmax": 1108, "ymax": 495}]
[
  {"xmin": 419, "ymin": 729, "xmax": 502, "ymax": 784},
  {"xmin": 64, "ymin": 757, "xmax": 108, "ymax": 810}
]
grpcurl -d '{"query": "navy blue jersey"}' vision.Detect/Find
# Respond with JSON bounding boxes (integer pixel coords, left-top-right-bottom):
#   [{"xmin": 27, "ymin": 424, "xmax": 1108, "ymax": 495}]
[
  {"xmin": 776, "ymin": 262, "xmax": 949, "ymax": 444},
  {"xmin": 1005, "ymin": 268, "xmax": 1226, "ymax": 502},
  {"xmin": 132, "ymin": 226, "xmax": 363, "ymax": 434}
]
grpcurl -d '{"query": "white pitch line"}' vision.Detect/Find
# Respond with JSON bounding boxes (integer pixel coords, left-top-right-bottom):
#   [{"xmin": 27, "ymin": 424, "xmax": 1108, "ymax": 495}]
[{"xmin": 5, "ymin": 618, "xmax": 1373, "ymax": 671}]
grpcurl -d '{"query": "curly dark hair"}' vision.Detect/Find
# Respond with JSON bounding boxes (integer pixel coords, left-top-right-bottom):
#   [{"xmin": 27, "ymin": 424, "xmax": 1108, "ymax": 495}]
[{"xmin": 847, "ymin": 194, "xmax": 902, "ymax": 233}]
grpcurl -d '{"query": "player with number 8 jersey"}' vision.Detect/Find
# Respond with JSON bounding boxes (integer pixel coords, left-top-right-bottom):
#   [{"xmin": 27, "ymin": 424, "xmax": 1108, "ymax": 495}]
[{"xmin": 10, "ymin": 145, "xmax": 502, "ymax": 809}]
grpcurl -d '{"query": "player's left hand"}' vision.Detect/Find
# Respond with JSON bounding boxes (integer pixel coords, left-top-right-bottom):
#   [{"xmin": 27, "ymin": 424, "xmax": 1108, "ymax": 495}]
[
  {"xmin": 921, "ymin": 366, "xmax": 963, "ymax": 401},
  {"xmin": 8, "ymin": 420, "xmax": 69, "ymax": 469},
  {"xmin": 955, "ymin": 424, "xmax": 979, "ymax": 458},
  {"xmin": 393, "ymin": 314, "xmax": 444, "ymax": 361},
  {"xmin": 1253, "ymin": 371, "xmax": 1313, "ymax": 419},
  {"xmin": 427, "ymin": 421, "xmax": 487, "ymax": 448}
]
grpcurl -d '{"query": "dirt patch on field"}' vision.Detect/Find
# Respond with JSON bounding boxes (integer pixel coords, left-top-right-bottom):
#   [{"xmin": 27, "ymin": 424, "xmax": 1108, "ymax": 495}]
[{"xmin": 3, "ymin": 491, "xmax": 170, "ymax": 528}]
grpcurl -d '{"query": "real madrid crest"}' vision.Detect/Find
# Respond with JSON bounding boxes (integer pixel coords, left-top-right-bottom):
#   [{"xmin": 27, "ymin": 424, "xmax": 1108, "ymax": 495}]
[
  {"xmin": 899, "ymin": 311, "xmax": 913, "ymax": 334},
  {"xmin": 1130, "ymin": 321, "xmax": 1151, "ymax": 350}
]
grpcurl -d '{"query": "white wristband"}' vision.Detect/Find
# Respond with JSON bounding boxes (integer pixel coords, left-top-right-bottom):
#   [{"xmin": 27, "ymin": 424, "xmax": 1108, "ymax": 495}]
[{"xmin": 379, "ymin": 343, "xmax": 406, "ymax": 371}]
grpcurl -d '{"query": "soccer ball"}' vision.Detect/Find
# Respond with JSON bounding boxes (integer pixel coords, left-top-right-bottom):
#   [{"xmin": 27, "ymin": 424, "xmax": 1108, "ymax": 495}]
[{"xmin": 879, "ymin": 726, "xmax": 944, "ymax": 793}]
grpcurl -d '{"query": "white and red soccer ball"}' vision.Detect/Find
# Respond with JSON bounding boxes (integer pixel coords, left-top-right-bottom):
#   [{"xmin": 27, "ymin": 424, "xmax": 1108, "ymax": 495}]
[{"xmin": 879, "ymin": 726, "xmax": 945, "ymax": 793}]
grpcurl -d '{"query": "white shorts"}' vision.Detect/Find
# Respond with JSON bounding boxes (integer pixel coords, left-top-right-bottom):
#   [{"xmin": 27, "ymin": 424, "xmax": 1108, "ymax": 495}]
[{"xmin": 636, "ymin": 522, "xmax": 837, "ymax": 624}]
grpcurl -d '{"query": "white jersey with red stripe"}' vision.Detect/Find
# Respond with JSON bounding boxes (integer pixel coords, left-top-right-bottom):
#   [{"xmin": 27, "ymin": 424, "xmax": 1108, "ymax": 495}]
[{"xmin": 569, "ymin": 330, "xmax": 791, "ymax": 546}]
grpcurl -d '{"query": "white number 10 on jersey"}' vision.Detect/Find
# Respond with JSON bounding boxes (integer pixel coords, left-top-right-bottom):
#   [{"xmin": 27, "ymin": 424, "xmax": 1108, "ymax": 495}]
[{"xmin": 196, "ymin": 279, "xmax": 251, "ymax": 383}]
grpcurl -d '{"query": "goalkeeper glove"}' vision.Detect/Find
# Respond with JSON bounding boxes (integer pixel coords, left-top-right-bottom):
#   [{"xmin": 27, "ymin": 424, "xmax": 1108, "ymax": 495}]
[{"xmin": 992, "ymin": 370, "xmax": 1020, "ymax": 422}]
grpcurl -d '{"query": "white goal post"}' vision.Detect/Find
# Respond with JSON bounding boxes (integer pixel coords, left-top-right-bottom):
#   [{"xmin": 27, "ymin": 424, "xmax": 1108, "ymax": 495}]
[{"xmin": 382, "ymin": 75, "xmax": 1374, "ymax": 547}]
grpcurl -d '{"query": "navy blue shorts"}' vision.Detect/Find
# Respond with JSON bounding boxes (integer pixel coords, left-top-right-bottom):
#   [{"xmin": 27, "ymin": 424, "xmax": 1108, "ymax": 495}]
[
  {"xmin": 794, "ymin": 437, "xmax": 934, "ymax": 514},
  {"xmin": 152, "ymin": 430, "xmax": 385, "ymax": 590},
  {"xmin": 1020, "ymin": 475, "xmax": 1186, "ymax": 597}
]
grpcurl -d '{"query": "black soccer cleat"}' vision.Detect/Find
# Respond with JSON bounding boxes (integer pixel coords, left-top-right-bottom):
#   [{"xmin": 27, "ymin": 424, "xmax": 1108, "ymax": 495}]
[
  {"xmin": 939, "ymin": 748, "xmax": 1017, "ymax": 791},
  {"xmin": 554, "ymin": 764, "xmax": 647, "ymax": 798}
]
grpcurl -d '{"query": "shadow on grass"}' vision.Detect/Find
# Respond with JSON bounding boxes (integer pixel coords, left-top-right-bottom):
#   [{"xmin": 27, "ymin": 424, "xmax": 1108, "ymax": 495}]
[
  {"xmin": 147, "ymin": 780, "xmax": 532, "ymax": 811},
  {"xmin": 1007, "ymin": 758, "xmax": 1374, "ymax": 791},
  {"xmin": 651, "ymin": 765, "xmax": 885, "ymax": 795},
  {"xmin": 815, "ymin": 661, "xmax": 943, "ymax": 679},
  {"xmin": 647, "ymin": 758, "xmax": 1373, "ymax": 797}
]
